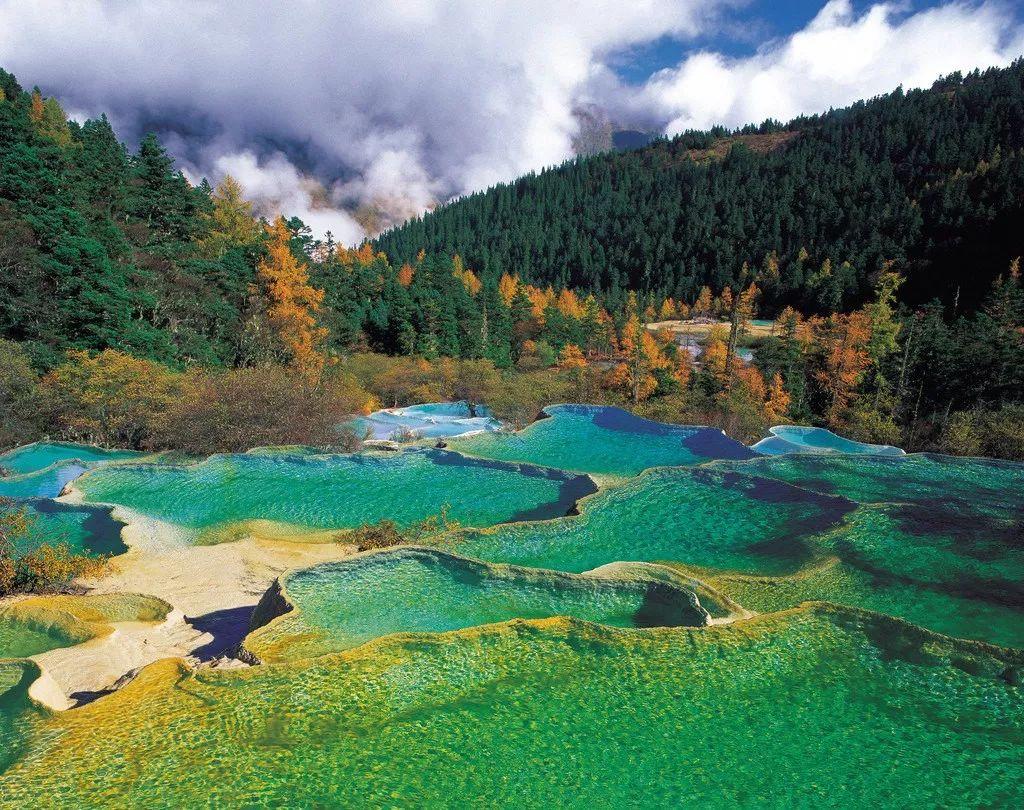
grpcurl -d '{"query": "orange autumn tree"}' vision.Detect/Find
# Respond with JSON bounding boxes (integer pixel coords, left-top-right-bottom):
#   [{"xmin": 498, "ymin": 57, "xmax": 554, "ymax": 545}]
[
  {"xmin": 355, "ymin": 243, "xmax": 377, "ymax": 266},
  {"xmin": 613, "ymin": 313, "xmax": 669, "ymax": 403},
  {"xmin": 28, "ymin": 88, "xmax": 72, "ymax": 146},
  {"xmin": 556, "ymin": 289, "xmax": 584, "ymax": 319},
  {"xmin": 764, "ymin": 372, "xmax": 791, "ymax": 423},
  {"xmin": 524, "ymin": 285, "xmax": 556, "ymax": 322},
  {"xmin": 557, "ymin": 343, "xmax": 587, "ymax": 371},
  {"xmin": 673, "ymin": 349, "xmax": 693, "ymax": 389},
  {"xmin": 720, "ymin": 286, "xmax": 734, "ymax": 314},
  {"xmin": 498, "ymin": 273, "xmax": 519, "ymax": 305},
  {"xmin": 816, "ymin": 311, "xmax": 872, "ymax": 426},
  {"xmin": 693, "ymin": 286, "xmax": 713, "ymax": 318},
  {"xmin": 257, "ymin": 217, "xmax": 329, "ymax": 379},
  {"xmin": 396, "ymin": 262, "xmax": 415, "ymax": 287},
  {"xmin": 703, "ymin": 337, "xmax": 729, "ymax": 385},
  {"xmin": 724, "ymin": 282, "xmax": 759, "ymax": 385}
]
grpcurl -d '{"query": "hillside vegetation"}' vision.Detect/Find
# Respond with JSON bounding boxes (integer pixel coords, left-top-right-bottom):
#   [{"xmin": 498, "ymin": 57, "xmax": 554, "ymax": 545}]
[
  {"xmin": 0, "ymin": 63, "xmax": 1021, "ymax": 459},
  {"xmin": 377, "ymin": 61, "xmax": 1024, "ymax": 315}
]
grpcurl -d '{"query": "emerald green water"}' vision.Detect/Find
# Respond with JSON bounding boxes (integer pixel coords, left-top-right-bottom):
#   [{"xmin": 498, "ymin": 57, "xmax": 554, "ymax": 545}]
[
  {"xmin": 695, "ymin": 503, "xmax": 1024, "ymax": 647},
  {"xmin": 0, "ymin": 616, "xmax": 76, "ymax": 660},
  {"xmin": 0, "ymin": 660, "xmax": 40, "ymax": 774},
  {"xmin": 1, "ymin": 609, "xmax": 1021, "ymax": 805},
  {"xmin": 453, "ymin": 404, "xmax": 754, "ymax": 476},
  {"xmin": 247, "ymin": 547, "xmax": 707, "ymax": 662},
  {"xmin": 457, "ymin": 466, "xmax": 853, "ymax": 575},
  {"xmin": 0, "ymin": 442, "xmax": 140, "ymax": 557},
  {"xmin": 75, "ymin": 449, "xmax": 594, "ymax": 541},
  {"xmin": 1, "ymin": 413, "xmax": 1023, "ymax": 804},
  {"xmin": 717, "ymin": 452, "xmax": 1024, "ymax": 523},
  {"xmin": 0, "ymin": 443, "xmax": 141, "ymax": 476},
  {"xmin": 0, "ymin": 461, "xmax": 94, "ymax": 500}
]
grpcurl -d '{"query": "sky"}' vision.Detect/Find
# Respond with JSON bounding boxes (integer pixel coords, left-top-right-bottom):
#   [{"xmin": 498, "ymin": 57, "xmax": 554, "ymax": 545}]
[{"xmin": 0, "ymin": 0, "xmax": 1022, "ymax": 244}]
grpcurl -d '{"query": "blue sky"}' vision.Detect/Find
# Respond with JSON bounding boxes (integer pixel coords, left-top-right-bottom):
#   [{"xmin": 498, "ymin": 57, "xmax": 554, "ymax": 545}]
[{"xmin": 612, "ymin": 1, "xmax": 1013, "ymax": 83}]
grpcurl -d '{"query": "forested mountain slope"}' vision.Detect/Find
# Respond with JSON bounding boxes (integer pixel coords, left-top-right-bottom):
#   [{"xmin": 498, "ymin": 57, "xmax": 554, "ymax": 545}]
[{"xmin": 376, "ymin": 61, "xmax": 1024, "ymax": 314}]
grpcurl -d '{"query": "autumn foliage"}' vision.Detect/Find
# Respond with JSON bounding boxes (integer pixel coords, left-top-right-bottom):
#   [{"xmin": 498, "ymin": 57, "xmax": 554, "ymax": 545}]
[{"xmin": 257, "ymin": 217, "xmax": 329, "ymax": 379}]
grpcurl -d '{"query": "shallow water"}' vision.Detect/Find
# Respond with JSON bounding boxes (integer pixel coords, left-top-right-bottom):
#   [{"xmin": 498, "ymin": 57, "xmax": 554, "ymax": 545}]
[
  {"xmin": 2, "ymin": 417, "xmax": 1023, "ymax": 803},
  {"xmin": 457, "ymin": 466, "xmax": 853, "ymax": 574},
  {"xmin": 247, "ymin": 547, "xmax": 707, "ymax": 662},
  {"xmin": 718, "ymin": 452, "xmax": 1024, "ymax": 524},
  {"xmin": 0, "ymin": 443, "xmax": 142, "ymax": 476},
  {"xmin": 454, "ymin": 404, "xmax": 753, "ymax": 476},
  {"xmin": 0, "ymin": 617, "xmax": 75, "ymax": 660},
  {"xmin": 751, "ymin": 425, "xmax": 905, "ymax": 456},
  {"xmin": 0, "ymin": 660, "xmax": 40, "ymax": 774},
  {"xmin": 0, "ymin": 442, "xmax": 140, "ymax": 557},
  {"xmin": 2, "ymin": 609, "xmax": 1021, "ymax": 806},
  {"xmin": 353, "ymin": 401, "xmax": 503, "ymax": 441},
  {"xmin": 694, "ymin": 501, "xmax": 1024, "ymax": 647},
  {"xmin": 75, "ymin": 448, "xmax": 594, "ymax": 542},
  {"xmin": 0, "ymin": 461, "xmax": 94, "ymax": 500}
]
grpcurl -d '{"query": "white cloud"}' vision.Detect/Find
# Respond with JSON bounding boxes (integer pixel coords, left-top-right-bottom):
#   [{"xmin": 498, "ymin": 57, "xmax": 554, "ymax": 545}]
[
  {"xmin": 0, "ymin": 0, "xmax": 711, "ymax": 241},
  {"xmin": 205, "ymin": 152, "xmax": 367, "ymax": 246},
  {"xmin": 0, "ymin": 1, "xmax": 1020, "ymax": 242},
  {"xmin": 646, "ymin": 1, "xmax": 1024, "ymax": 134}
]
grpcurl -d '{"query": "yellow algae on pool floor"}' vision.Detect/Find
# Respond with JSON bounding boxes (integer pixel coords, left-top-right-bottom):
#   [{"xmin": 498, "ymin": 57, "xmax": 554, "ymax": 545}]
[{"xmin": 0, "ymin": 607, "xmax": 1021, "ymax": 807}]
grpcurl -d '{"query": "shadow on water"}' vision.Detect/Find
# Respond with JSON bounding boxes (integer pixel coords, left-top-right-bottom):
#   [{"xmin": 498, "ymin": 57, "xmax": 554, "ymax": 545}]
[
  {"xmin": 892, "ymin": 501, "xmax": 1023, "ymax": 556},
  {"xmin": 690, "ymin": 469, "xmax": 858, "ymax": 566},
  {"xmin": 631, "ymin": 581, "xmax": 706, "ymax": 628},
  {"xmin": 429, "ymin": 449, "xmax": 599, "ymax": 522},
  {"xmin": 834, "ymin": 536, "xmax": 1024, "ymax": 609},
  {"xmin": 24, "ymin": 499, "xmax": 128, "ymax": 557},
  {"xmin": 585, "ymin": 404, "xmax": 755, "ymax": 461}
]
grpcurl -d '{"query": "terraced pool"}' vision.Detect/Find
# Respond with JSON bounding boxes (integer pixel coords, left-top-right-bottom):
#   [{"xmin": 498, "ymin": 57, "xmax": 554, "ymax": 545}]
[
  {"xmin": 0, "ymin": 443, "xmax": 143, "ymax": 476},
  {"xmin": 74, "ymin": 448, "xmax": 596, "ymax": 543},
  {"xmin": 456, "ymin": 465, "xmax": 854, "ymax": 574},
  {"xmin": 245, "ymin": 547, "xmax": 709, "ymax": 662},
  {"xmin": 1, "ymin": 607, "xmax": 1021, "ymax": 805},
  {"xmin": 452, "ymin": 404, "xmax": 754, "ymax": 476},
  {"xmin": 0, "ymin": 408, "xmax": 1022, "ymax": 805}
]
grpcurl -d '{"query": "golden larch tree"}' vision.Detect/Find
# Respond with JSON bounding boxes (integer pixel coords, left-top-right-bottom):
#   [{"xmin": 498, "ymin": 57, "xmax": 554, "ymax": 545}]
[
  {"xmin": 556, "ymin": 289, "xmax": 584, "ymax": 319},
  {"xmin": 396, "ymin": 263, "xmax": 415, "ymax": 287},
  {"xmin": 498, "ymin": 273, "xmax": 519, "ymax": 305},
  {"xmin": 198, "ymin": 175, "xmax": 259, "ymax": 258},
  {"xmin": 557, "ymin": 343, "xmax": 587, "ymax": 370},
  {"xmin": 693, "ymin": 286, "xmax": 713, "ymax": 318},
  {"xmin": 764, "ymin": 373, "xmax": 791, "ymax": 424},
  {"xmin": 720, "ymin": 286, "xmax": 734, "ymax": 314},
  {"xmin": 816, "ymin": 311, "xmax": 872, "ymax": 426},
  {"xmin": 452, "ymin": 255, "xmax": 482, "ymax": 295},
  {"xmin": 257, "ymin": 217, "xmax": 329, "ymax": 380}
]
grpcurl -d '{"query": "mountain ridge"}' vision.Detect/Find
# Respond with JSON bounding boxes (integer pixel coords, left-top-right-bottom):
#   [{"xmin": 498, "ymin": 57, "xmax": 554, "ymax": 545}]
[{"xmin": 376, "ymin": 60, "xmax": 1024, "ymax": 315}]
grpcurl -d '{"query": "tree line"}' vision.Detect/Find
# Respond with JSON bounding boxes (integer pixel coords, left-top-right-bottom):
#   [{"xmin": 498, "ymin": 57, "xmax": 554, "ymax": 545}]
[
  {"xmin": 377, "ymin": 61, "xmax": 1024, "ymax": 317},
  {"xmin": 0, "ymin": 63, "xmax": 1021, "ymax": 462}
]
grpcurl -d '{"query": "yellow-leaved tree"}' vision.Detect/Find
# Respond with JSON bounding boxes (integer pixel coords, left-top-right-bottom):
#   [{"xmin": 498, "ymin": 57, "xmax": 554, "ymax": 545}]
[
  {"xmin": 557, "ymin": 343, "xmax": 587, "ymax": 370},
  {"xmin": 613, "ymin": 314, "xmax": 669, "ymax": 403},
  {"xmin": 498, "ymin": 273, "xmax": 519, "ymax": 306},
  {"xmin": 257, "ymin": 217, "xmax": 329, "ymax": 380},
  {"xmin": 198, "ymin": 175, "xmax": 259, "ymax": 258},
  {"xmin": 452, "ymin": 255, "xmax": 482, "ymax": 295}
]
